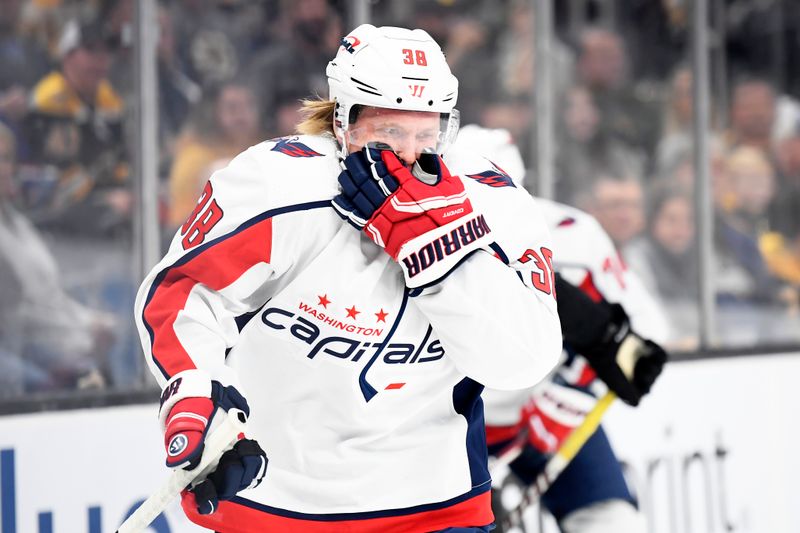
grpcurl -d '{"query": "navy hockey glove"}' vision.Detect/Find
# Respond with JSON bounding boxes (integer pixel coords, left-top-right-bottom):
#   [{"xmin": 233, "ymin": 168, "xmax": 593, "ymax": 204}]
[
  {"xmin": 190, "ymin": 438, "xmax": 268, "ymax": 514},
  {"xmin": 163, "ymin": 381, "xmax": 267, "ymax": 514},
  {"xmin": 331, "ymin": 143, "xmax": 400, "ymax": 230}
]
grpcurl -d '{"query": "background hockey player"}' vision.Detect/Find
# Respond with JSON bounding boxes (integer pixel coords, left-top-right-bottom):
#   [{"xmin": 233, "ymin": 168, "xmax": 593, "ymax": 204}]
[
  {"xmin": 448, "ymin": 128, "xmax": 669, "ymax": 532},
  {"xmin": 134, "ymin": 24, "xmax": 563, "ymax": 531}
]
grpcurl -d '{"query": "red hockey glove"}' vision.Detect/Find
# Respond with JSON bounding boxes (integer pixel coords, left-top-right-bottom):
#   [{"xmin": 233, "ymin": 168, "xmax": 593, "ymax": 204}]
[
  {"xmin": 332, "ymin": 144, "xmax": 493, "ymax": 288},
  {"xmin": 522, "ymin": 382, "xmax": 597, "ymax": 454},
  {"xmin": 162, "ymin": 380, "xmax": 267, "ymax": 515},
  {"xmin": 164, "ymin": 396, "xmax": 215, "ymax": 469}
]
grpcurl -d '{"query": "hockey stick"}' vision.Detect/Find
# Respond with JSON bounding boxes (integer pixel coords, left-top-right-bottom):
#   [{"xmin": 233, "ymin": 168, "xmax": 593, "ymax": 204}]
[
  {"xmin": 496, "ymin": 334, "xmax": 645, "ymax": 529},
  {"xmin": 531, "ymin": 390, "xmax": 616, "ymax": 495},
  {"xmin": 116, "ymin": 408, "xmax": 248, "ymax": 533},
  {"xmin": 495, "ymin": 391, "xmax": 617, "ymax": 530}
]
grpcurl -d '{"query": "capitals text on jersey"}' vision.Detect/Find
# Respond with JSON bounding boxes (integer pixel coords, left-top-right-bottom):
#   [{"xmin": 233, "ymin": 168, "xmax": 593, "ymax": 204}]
[{"xmin": 261, "ymin": 305, "xmax": 445, "ymax": 364}]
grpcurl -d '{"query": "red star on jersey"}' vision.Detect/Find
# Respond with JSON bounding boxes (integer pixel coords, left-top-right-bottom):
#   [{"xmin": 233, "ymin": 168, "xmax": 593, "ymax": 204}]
[
  {"xmin": 317, "ymin": 294, "xmax": 331, "ymax": 308},
  {"xmin": 375, "ymin": 309, "xmax": 389, "ymax": 322},
  {"xmin": 346, "ymin": 305, "xmax": 360, "ymax": 319}
]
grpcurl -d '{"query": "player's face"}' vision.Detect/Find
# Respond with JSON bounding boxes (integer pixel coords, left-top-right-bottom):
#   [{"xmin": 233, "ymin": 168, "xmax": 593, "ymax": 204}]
[{"xmin": 347, "ymin": 107, "xmax": 441, "ymax": 166}]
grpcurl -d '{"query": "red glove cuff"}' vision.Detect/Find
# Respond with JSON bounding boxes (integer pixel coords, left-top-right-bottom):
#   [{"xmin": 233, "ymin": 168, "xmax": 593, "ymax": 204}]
[{"xmin": 165, "ymin": 397, "xmax": 214, "ymax": 468}]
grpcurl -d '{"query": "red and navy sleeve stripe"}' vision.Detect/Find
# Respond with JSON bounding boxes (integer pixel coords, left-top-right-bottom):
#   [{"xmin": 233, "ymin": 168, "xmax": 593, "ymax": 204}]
[{"xmin": 142, "ymin": 201, "xmax": 331, "ymax": 379}]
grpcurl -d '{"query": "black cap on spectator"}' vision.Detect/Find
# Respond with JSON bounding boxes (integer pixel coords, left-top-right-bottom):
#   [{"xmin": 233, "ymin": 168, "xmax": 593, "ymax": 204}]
[{"xmin": 57, "ymin": 19, "xmax": 120, "ymax": 59}]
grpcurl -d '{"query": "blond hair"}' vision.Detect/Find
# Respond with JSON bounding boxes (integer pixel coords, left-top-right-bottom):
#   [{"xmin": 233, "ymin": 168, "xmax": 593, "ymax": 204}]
[
  {"xmin": 726, "ymin": 146, "xmax": 774, "ymax": 178},
  {"xmin": 296, "ymin": 98, "xmax": 337, "ymax": 136}
]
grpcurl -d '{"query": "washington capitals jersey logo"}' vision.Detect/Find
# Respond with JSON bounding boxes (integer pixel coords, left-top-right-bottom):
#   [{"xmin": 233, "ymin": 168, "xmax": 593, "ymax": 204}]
[
  {"xmin": 466, "ymin": 165, "xmax": 516, "ymax": 188},
  {"xmin": 271, "ymin": 137, "xmax": 324, "ymax": 158}
]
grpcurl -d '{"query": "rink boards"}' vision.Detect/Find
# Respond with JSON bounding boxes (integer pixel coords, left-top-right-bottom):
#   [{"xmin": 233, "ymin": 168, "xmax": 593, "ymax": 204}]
[{"xmin": 0, "ymin": 352, "xmax": 797, "ymax": 533}]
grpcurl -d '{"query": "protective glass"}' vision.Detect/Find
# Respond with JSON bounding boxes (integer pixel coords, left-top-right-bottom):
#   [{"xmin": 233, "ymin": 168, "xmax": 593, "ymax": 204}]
[{"xmin": 343, "ymin": 106, "xmax": 460, "ymax": 161}]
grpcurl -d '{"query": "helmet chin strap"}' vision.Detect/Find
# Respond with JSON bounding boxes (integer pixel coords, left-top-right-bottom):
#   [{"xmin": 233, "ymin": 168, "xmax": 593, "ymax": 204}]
[
  {"xmin": 334, "ymin": 127, "xmax": 350, "ymax": 166},
  {"xmin": 332, "ymin": 99, "xmax": 352, "ymax": 162}
]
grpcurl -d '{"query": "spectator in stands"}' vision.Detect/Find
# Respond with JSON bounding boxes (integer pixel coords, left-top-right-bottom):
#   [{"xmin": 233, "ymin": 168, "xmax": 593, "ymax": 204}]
[
  {"xmin": 22, "ymin": 17, "xmax": 131, "ymax": 238},
  {"xmin": 170, "ymin": 0, "xmax": 268, "ymax": 87},
  {"xmin": 478, "ymin": 95, "xmax": 534, "ymax": 179},
  {"xmin": 613, "ymin": 0, "xmax": 688, "ymax": 82},
  {"xmin": 575, "ymin": 27, "xmax": 662, "ymax": 160},
  {"xmin": 442, "ymin": 15, "xmax": 498, "ymax": 127},
  {"xmin": 154, "ymin": 4, "xmax": 202, "ymax": 152},
  {"xmin": 576, "ymin": 174, "xmax": 647, "ymax": 254},
  {"xmin": 713, "ymin": 210, "xmax": 796, "ymax": 342},
  {"xmin": 721, "ymin": 147, "xmax": 800, "ymax": 308},
  {"xmin": 625, "ymin": 183, "xmax": 699, "ymax": 347},
  {"xmin": 554, "ymin": 85, "xmax": 645, "ymax": 204},
  {"xmin": 724, "ymin": 146, "xmax": 777, "ymax": 237},
  {"xmin": 0, "ymin": 0, "xmax": 51, "ymax": 85},
  {"xmin": 404, "ymin": 2, "xmax": 499, "ymax": 123},
  {"xmin": 712, "ymin": 148, "xmax": 786, "ymax": 308},
  {"xmin": 655, "ymin": 65, "xmax": 695, "ymax": 175},
  {"xmin": 168, "ymin": 79, "xmax": 262, "ymax": 228},
  {"xmin": 269, "ymin": 90, "xmax": 306, "ymax": 139},
  {"xmin": 245, "ymin": 0, "xmax": 342, "ymax": 135},
  {"xmin": 107, "ymin": 2, "xmax": 202, "ymax": 173},
  {"xmin": 496, "ymin": 0, "xmax": 573, "ymax": 112},
  {"xmin": 17, "ymin": 0, "xmax": 84, "ymax": 56},
  {"xmin": 656, "ymin": 138, "xmax": 733, "ymax": 212},
  {"xmin": 0, "ymin": 0, "xmax": 49, "ymax": 118},
  {"xmin": 725, "ymin": 0, "xmax": 800, "ymax": 103},
  {"xmin": 770, "ymin": 133, "xmax": 800, "ymax": 235},
  {"xmin": 0, "ymin": 0, "xmax": 51, "ymax": 158},
  {"xmin": 760, "ymin": 225, "xmax": 800, "ymax": 289},
  {"xmin": 0, "ymin": 122, "xmax": 111, "ymax": 396},
  {"xmin": 724, "ymin": 76, "xmax": 800, "ymax": 155},
  {"xmin": 644, "ymin": 139, "xmax": 795, "ymax": 334},
  {"xmin": 725, "ymin": 78, "xmax": 777, "ymax": 153}
]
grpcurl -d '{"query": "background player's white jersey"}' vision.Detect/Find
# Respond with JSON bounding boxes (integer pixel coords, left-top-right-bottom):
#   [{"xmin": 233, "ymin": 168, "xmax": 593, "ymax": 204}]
[
  {"xmin": 536, "ymin": 199, "xmax": 669, "ymax": 343},
  {"xmin": 446, "ymin": 124, "xmax": 668, "ymax": 343},
  {"xmin": 481, "ymin": 199, "xmax": 668, "ymax": 426},
  {"xmin": 134, "ymin": 133, "xmax": 561, "ymax": 529},
  {"xmin": 448, "ymin": 126, "xmax": 669, "ymax": 427},
  {"xmin": 449, "ymin": 125, "xmax": 527, "ymax": 187}
]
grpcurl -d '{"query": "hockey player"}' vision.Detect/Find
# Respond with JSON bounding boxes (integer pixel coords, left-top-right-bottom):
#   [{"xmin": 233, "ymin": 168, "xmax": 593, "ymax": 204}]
[
  {"xmin": 134, "ymin": 25, "xmax": 562, "ymax": 532},
  {"xmin": 447, "ymin": 128, "xmax": 668, "ymax": 532}
]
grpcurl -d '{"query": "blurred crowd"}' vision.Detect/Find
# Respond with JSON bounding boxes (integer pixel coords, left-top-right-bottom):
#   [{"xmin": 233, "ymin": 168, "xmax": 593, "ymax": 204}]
[
  {"xmin": 386, "ymin": 0, "xmax": 800, "ymax": 349},
  {"xmin": 0, "ymin": 0, "xmax": 799, "ymax": 398}
]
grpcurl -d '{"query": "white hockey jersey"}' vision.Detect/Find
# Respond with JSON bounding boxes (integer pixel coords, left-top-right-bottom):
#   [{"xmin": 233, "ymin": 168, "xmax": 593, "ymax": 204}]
[
  {"xmin": 482, "ymin": 199, "xmax": 670, "ymax": 426},
  {"xmin": 134, "ymin": 134, "xmax": 561, "ymax": 531}
]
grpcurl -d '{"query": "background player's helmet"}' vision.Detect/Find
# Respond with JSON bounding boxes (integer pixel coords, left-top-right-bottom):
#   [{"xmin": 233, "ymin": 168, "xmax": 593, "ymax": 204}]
[
  {"xmin": 327, "ymin": 24, "xmax": 460, "ymax": 155},
  {"xmin": 447, "ymin": 124, "xmax": 527, "ymax": 187}
]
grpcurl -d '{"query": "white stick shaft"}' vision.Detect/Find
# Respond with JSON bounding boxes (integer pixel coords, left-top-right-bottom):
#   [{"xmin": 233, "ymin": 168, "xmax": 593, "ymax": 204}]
[{"xmin": 116, "ymin": 408, "xmax": 247, "ymax": 533}]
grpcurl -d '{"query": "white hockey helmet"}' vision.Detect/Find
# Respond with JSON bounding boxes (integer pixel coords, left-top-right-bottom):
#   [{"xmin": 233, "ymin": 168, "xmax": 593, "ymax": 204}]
[{"xmin": 327, "ymin": 24, "xmax": 460, "ymax": 155}]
